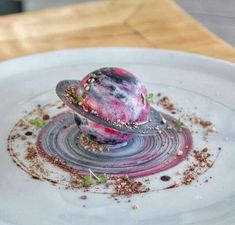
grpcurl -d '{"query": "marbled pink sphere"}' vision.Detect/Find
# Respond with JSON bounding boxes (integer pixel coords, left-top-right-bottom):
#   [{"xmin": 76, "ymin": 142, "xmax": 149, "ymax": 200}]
[{"xmin": 75, "ymin": 67, "xmax": 150, "ymax": 144}]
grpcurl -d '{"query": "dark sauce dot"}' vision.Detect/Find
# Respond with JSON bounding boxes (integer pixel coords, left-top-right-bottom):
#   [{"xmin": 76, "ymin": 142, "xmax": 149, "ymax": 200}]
[
  {"xmin": 80, "ymin": 195, "xmax": 87, "ymax": 200},
  {"xmin": 25, "ymin": 131, "xmax": 33, "ymax": 136},
  {"xmin": 160, "ymin": 175, "xmax": 171, "ymax": 182}
]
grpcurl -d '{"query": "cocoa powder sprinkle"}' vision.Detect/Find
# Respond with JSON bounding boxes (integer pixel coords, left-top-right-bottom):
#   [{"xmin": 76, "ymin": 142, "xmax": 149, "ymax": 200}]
[
  {"xmin": 112, "ymin": 176, "xmax": 150, "ymax": 196},
  {"xmin": 25, "ymin": 147, "xmax": 37, "ymax": 160}
]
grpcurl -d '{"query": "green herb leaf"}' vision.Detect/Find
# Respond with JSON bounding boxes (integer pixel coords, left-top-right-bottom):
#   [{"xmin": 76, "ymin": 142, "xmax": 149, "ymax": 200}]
[
  {"xmin": 141, "ymin": 93, "xmax": 156, "ymax": 104},
  {"xmin": 175, "ymin": 119, "xmax": 184, "ymax": 131},
  {"xmin": 96, "ymin": 175, "xmax": 108, "ymax": 184},
  {"xmin": 147, "ymin": 93, "xmax": 155, "ymax": 103},
  {"xmin": 85, "ymin": 169, "xmax": 108, "ymax": 185},
  {"xmin": 148, "ymin": 93, "xmax": 154, "ymax": 99},
  {"xmin": 75, "ymin": 95, "xmax": 84, "ymax": 103},
  {"xmin": 29, "ymin": 117, "xmax": 45, "ymax": 128},
  {"xmin": 83, "ymin": 175, "xmax": 94, "ymax": 186}
]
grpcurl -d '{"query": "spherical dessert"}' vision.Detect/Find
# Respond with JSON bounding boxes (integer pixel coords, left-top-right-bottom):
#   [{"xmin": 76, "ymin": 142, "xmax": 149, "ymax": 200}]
[
  {"xmin": 80, "ymin": 67, "xmax": 150, "ymax": 124},
  {"xmin": 56, "ymin": 67, "xmax": 165, "ymax": 145},
  {"xmin": 73, "ymin": 67, "xmax": 149, "ymax": 144}
]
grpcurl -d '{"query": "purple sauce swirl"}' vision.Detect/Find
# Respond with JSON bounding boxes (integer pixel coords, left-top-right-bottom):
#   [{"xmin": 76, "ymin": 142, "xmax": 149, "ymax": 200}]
[{"xmin": 37, "ymin": 112, "xmax": 192, "ymax": 178}]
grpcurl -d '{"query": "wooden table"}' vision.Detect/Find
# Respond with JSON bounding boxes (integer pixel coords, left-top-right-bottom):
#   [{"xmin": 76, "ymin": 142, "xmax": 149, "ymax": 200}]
[{"xmin": 0, "ymin": 0, "xmax": 235, "ymax": 62}]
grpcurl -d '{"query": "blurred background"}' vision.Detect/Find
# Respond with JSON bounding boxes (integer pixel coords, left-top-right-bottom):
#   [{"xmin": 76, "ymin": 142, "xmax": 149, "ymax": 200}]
[{"xmin": 0, "ymin": 0, "xmax": 234, "ymax": 47}]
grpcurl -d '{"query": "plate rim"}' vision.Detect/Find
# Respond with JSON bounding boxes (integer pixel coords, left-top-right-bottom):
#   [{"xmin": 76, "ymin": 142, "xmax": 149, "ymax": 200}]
[{"xmin": 0, "ymin": 47, "xmax": 234, "ymax": 78}]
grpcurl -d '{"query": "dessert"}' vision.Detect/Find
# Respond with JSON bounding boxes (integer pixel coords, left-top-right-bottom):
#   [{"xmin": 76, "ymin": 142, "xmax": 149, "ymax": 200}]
[
  {"xmin": 7, "ymin": 66, "xmax": 220, "ymax": 199},
  {"xmin": 56, "ymin": 67, "xmax": 164, "ymax": 145}
]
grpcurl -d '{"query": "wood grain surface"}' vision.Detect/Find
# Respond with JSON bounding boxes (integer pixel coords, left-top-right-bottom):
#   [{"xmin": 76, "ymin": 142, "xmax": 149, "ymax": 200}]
[{"xmin": 0, "ymin": 0, "xmax": 235, "ymax": 62}]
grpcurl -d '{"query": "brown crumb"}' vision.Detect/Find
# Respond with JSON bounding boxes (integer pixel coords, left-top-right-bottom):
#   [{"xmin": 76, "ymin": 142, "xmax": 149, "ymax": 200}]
[
  {"xmin": 42, "ymin": 114, "xmax": 50, "ymax": 120},
  {"xmin": 182, "ymin": 148, "xmax": 213, "ymax": 185},
  {"xmin": 31, "ymin": 175, "xmax": 40, "ymax": 180},
  {"xmin": 69, "ymin": 172, "xmax": 85, "ymax": 189},
  {"xmin": 70, "ymin": 86, "xmax": 77, "ymax": 96},
  {"xmin": 206, "ymin": 126, "xmax": 216, "ymax": 135},
  {"xmin": 165, "ymin": 182, "xmax": 179, "ymax": 189},
  {"xmin": 189, "ymin": 116, "xmax": 213, "ymax": 128},
  {"xmin": 80, "ymin": 135, "xmax": 108, "ymax": 152},
  {"xmin": 112, "ymin": 176, "xmax": 150, "ymax": 196},
  {"xmin": 25, "ymin": 147, "xmax": 37, "ymax": 160},
  {"xmin": 158, "ymin": 96, "xmax": 176, "ymax": 113}
]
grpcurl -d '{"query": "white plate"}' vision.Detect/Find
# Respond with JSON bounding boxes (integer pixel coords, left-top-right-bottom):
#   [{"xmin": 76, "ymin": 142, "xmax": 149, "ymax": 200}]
[{"xmin": 0, "ymin": 48, "xmax": 235, "ymax": 225}]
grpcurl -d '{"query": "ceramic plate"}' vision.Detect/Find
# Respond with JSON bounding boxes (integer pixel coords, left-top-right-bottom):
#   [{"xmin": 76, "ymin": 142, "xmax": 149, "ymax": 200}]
[{"xmin": 0, "ymin": 48, "xmax": 235, "ymax": 225}]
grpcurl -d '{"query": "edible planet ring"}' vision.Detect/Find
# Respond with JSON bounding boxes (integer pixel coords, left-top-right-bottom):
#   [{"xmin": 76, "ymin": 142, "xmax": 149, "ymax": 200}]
[{"xmin": 56, "ymin": 80, "xmax": 167, "ymax": 135}]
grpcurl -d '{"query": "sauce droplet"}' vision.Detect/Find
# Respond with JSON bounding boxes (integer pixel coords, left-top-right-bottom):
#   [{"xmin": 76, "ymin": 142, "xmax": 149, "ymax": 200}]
[{"xmin": 160, "ymin": 175, "xmax": 171, "ymax": 182}]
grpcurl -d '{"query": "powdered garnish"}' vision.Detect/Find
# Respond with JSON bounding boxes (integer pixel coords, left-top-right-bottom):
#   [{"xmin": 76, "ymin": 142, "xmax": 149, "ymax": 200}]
[{"xmin": 7, "ymin": 90, "xmax": 221, "ymax": 201}]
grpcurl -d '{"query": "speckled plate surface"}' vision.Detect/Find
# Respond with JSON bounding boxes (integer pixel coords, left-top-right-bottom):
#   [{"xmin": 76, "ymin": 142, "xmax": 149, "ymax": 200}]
[{"xmin": 0, "ymin": 48, "xmax": 235, "ymax": 225}]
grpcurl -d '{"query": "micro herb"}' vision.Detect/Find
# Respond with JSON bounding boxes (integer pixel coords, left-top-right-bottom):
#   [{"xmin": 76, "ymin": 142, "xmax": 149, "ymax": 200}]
[
  {"xmin": 83, "ymin": 175, "xmax": 94, "ymax": 186},
  {"xmin": 75, "ymin": 95, "xmax": 84, "ymax": 103},
  {"xmin": 29, "ymin": 117, "xmax": 45, "ymax": 128},
  {"xmin": 147, "ymin": 93, "xmax": 155, "ymax": 103},
  {"xmin": 83, "ymin": 169, "xmax": 108, "ymax": 186},
  {"xmin": 175, "ymin": 119, "xmax": 185, "ymax": 131},
  {"xmin": 96, "ymin": 175, "xmax": 108, "ymax": 184},
  {"xmin": 74, "ymin": 93, "xmax": 86, "ymax": 105},
  {"xmin": 141, "ymin": 93, "xmax": 155, "ymax": 104}
]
